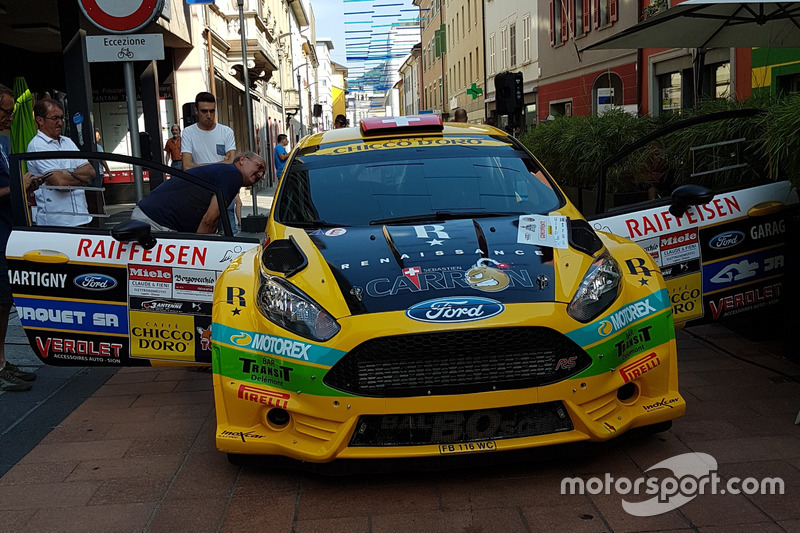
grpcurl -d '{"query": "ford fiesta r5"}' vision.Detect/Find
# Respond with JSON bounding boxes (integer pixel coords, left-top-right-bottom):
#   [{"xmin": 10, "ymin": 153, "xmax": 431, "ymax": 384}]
[{"xmin": 211, "ymin": 115, "xmax": 685, "ymax": 462}]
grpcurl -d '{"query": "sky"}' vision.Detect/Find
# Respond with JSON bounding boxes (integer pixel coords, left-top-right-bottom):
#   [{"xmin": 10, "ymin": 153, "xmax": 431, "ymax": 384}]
[{"xmin": 310, "ymin": 0, "xmax": 421, "ymax": 75}]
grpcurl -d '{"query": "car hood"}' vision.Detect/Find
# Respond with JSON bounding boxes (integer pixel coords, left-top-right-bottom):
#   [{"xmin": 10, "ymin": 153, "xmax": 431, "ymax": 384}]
[{"xmin": 305, "ymin": 218, "xmax": 557, "ymax": 314}]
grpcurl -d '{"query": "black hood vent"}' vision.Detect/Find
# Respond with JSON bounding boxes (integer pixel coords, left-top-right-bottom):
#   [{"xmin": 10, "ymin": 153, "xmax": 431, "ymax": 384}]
[
  {"xmin": 569, "ymin": 219, "xmax": 603, "ymax": 256},
  {"xmin": 261, "ymin": 236, "xmax": 307, "ymax": 277}
]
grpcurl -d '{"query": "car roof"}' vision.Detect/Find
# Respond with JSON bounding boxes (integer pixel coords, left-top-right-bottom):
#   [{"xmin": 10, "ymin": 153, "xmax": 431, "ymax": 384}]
[{"xmin": 296, "ymin": 118, "xmax": 511, "ymax": 150}]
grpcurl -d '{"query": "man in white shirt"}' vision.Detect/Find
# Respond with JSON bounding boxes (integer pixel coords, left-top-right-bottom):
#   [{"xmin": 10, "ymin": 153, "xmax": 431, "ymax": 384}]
[
  {"xmin": 181, "ymin": 92, "xmax": 241, "ymax": 232},
  {"xmin": 27, "ymin": 98, "xmax": 95, "ymax": 226}
]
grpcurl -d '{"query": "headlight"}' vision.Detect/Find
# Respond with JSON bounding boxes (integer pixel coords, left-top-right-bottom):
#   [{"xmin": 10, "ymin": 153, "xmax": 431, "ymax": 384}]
[
  {"xmin": 256, "ymin": 275, "xmax": 340, "ymax": 341},
  {"xmin": 567, "ymin": 250, "xmax": 622, "ymax": 322}
]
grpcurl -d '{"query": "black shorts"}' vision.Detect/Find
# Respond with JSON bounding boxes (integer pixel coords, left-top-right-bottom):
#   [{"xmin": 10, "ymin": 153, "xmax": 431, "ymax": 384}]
[{"xmin": 0, "ymin": 253, "xmax": 11, "ymax": 305}]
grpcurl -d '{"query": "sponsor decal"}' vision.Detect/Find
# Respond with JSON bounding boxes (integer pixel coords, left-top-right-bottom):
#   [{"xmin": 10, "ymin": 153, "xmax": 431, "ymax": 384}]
[
  {"xmin": 239, "ymin": 357, "xmax": 294, "ymax": 386},
  {"xmin": 624, "ymin": 257, "xmax": 654, "ymax": 278},
  {"xmin": 213, "ymin": 324, "xmax": 344, "ymax": 367},
  {"xmin": 597, "ymin": 299, "xmax": 657, "ymax": 337},
  {"xmin": 35, "ymin": 335, "xmax": 124, "ymax": 361},
  {"xmin": 555, "ymin": 357, "xmax": 577, "ymax": 370},
  {"xmin": 219, "ymin": 245, "xmax": 246, "ymax": 263},
  {"xmin": 15, "ymin": 297, "xmax": 128, "ymax": 335},
  {"xmin": 639, "ymin": 237, "xmax": 660, "ymax": 263},
  {"xmin": 77, "ymin": 238, "xmax": 208, "ymax": 266},
  {"xmin": 517, "ymin": 215, "xmax": 568, "ymax": 249},
  {"xmin": 172, "ymin": 268, "xmax": 217, "ymax": 302},
  {"xmin": 708, "ymin": 282, "xmax": 781, "ymax": 320},
  {"xmin": 237, "ymin": 384, "xmax": 290, "ymax": 408},
  {"xmin": 218, "ymin": 430, "xmax": 266, "ymax": 441},
  {"xmin": 614, "ymin": 325, "xmax": 653, "ymax": 360},
  {"xmin": 339, "ymin": 246, "xmax": 543, "ymax": 270},
  {"xmin": 140, "ymin": 300, "xmax": 184, "ymax": 312},
  {"xmin": 750, "ymin": 219, "xmax": 785, "ymax": 240},
  {"xmin": 666, "ymin": 272, "xmax": 703, "ymax": 322},
  {"xmin": 619, "ymin": 352, "xmax": 661, "ymax": 383},
  {"xmin": 310, "ymin": 137, "xmax": 507, "ymax": 156},
  {"xmin": 643, "ymin": 397, "xmax": 680, "ymax": 412},
  {"xmin": 465, "ymin": 258, "xmax": 511, "ymax": 292},
  {"xmin": 623, "ymin": 197, "xmax": 741, "ymax": 239},
  {"xmin": 403, "ymin": 266, "xmax": 422, "ymax": 289},
  {"xmin": 73, "ymin": 273, "xmax": 118, "ymax": 291},
  {"xmin": 709, "ymin": 231, "xmax": 745, "ymax": 250},
  {"xmin": 406, "ymin": 296, "xmax": 505, "ymax": 323},
  {"xmin": 226, "ymin": 287, "xmax": 247, "ymax": 307},
  {"xmin": 659, "ymin": 229, "xmax": 700, "ymax": 267},
  {"xmin": 659, "ymin": 259, "xmax": 701, "ymax": 280},
  {"xmin": 9, "ymin": 271, "xmax": 67, "ymax": 288},
  {"xmin": 129, "ymin": 265, "xmax": 172, "ymax": 298},
  {"xmin": 130, "ymin": 312, "xmax": 195, "ymax": 360},
  {"xmin": 703, "ymin": 248, "xmax": 784, "ymax": 293},
  {"xmin": 197, "ymin": 326, "xmax": 212, "ymax": 351}
]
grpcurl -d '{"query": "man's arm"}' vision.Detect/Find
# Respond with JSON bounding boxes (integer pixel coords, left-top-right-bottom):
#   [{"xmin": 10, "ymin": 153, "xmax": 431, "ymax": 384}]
[
  {"xmin": 277, "ymin": 146, "xmax": 289, "ymax": 162},
  {"xmin": 182, "ymin": 151, "xmax": 197, "ymax": 170},
  {"xmin": 196, "ymin": 196, "xmax": 221, "ymax": 234},
  {"xmin": 45, "ymin": 162, "xmax": 95, "ymax": 186},
  {"xmin": 0, "ymin": 173, "xmax": 41, "ymax": 199},
  {"xmin": 221, "ymin": 149, "xmax": 235, "ymax": 164}
]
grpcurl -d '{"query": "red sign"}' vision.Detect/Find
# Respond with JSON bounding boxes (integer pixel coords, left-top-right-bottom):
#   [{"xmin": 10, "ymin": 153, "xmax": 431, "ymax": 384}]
[{"xmin": 79, "ymin": 0, "xmax": 164, "ymax": 34}]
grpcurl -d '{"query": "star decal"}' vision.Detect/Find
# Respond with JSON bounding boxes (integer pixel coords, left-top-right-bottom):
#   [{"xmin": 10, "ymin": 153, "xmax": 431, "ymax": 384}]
[
  {"xmin": 426, "ymin": 239, "xmax": 444, "ymax": 246},
  {"xmin": 639, "ymin": 278, "xmax": 649, "ymax": 286},
  {"xmin": 231, "ymin": 308, "xmax": 241, "ymax": 316}
]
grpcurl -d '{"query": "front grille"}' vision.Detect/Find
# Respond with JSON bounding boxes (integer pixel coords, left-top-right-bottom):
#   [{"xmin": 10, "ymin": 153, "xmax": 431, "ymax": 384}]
[
  {"xmin": 323, "ymin": 327, "xmax": 591, "ymax": 397},
  {"xmin": 349, "ymin": 401, "xmax": 573, "ymax": 447}
]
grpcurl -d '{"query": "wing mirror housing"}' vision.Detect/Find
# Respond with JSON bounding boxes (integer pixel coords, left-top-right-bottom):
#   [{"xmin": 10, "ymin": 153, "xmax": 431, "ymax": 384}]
[
  {"xmin": 669, "ymin": 185, "xmax": 714, "ymax": 218},
  {"xmin": 111, "ymin": 220, "xmax": 157, "ymax": 250}
]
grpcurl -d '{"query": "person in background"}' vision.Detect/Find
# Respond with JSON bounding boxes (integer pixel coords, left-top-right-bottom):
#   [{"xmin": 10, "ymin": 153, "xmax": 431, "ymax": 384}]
[
  {"xmin": 0, "ymin": 84, "xmax": 41, "ymax": 391},
  {"xmin": 131, "ymin": 151, "xmax": 265, "ymax": 234},
  {"xmin": 333, "ymin": 114, "xmax": 348, "ymax": 129},
  {"xmin": 95, "ymin": 129, "xmax": 112, "ymax": 179},
  {"xmin": 182, "ymin": 92, "xmax": 241, "ymax": 232},
  {"xmin": 27, "ymin": 98, "xmax": 95, "ymax": 227},
  {"xmin": 452, "ymin": 108, "xmax": 468, "ymax": 123},
  {"xmin": 274, "ymin": 134, "xmax": 289, "ymax": 179},
  {"xmin": 163, "ymin": 124, "xmax": 182, "ymax": 170}
]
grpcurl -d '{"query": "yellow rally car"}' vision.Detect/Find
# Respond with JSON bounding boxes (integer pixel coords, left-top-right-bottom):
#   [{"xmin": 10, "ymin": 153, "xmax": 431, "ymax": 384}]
[
  {"xmin": 210, "ymin": 115, "xmax": 685, "ymax": 462},
  {"xmin": 12, "ymin": 114, "xmax": 793, "ymax": 465}
]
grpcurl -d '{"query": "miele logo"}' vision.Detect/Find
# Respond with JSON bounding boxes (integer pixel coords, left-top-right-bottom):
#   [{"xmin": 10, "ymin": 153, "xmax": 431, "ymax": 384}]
[
  {"xmin": 405, "ymin": 297, "xmax": 504, "ymax": 323},
  {"xmin": 129, "ymin": 266, "xmax": 171, "ymax": 280},
  {"xmin": 74, "ymin": 273, "xmax": 118, "ymax": 291}
]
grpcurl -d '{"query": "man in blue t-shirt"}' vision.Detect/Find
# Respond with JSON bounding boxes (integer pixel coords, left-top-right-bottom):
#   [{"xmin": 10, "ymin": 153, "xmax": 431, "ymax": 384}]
[
  {"xmin": 274, "ymin": 134, "xmax": 289, "ymax": 179},
  {"xmin": 131, "ymin": 151, "xmax": 265, "ymax": 234}
]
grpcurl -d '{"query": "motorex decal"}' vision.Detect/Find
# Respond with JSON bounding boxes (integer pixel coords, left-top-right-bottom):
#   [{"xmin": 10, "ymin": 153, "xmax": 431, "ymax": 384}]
[{"xmin": 212, "ymin": 323, "xmax": 346, "ymax": 367}]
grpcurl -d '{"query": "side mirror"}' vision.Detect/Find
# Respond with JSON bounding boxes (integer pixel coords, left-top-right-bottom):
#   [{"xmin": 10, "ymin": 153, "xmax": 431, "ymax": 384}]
[
  {"xmin": 669, "ymin": 185, "xmax": 714, "ymax": 218},
  {"xmin": 111, "ymin": 220, "xmax": 157, "ymax": 250}
]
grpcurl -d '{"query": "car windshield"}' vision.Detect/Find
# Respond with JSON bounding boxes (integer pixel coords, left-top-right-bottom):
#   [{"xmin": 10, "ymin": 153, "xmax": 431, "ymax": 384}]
[{"xmin": 275, "ymin": 135, "xmax": 563, "ymax": 227}]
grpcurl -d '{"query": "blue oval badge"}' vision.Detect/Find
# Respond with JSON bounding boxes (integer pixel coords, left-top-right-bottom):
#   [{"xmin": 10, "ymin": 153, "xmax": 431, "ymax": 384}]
[
  {"xmin": 406, "ymin": 296, "xmax": 504, "ymax": 323},
  {"xmin": 709, "ymin": 231, "xmax": 745, "ymax": 250},
  {"xmin": 74, "ymin": 273, "xmax": 118, "ymax": 291}
]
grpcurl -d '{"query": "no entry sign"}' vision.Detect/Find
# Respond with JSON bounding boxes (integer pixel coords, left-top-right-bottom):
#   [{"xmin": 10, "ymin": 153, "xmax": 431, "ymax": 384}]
[{"xmin": 78, "ymin": 0, "xmax": 165, "ymax": 34}]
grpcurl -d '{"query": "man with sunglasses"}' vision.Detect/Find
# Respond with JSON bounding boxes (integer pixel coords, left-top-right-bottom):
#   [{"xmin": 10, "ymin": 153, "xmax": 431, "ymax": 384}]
[
  {"xmin": 181, "ymin": 92, "xmax": 241, "ymax": 233},
  {"xmin": 0, "ymin": 84, "xmax": 41, "ymax": 390},
  {"xmin": 131, "ymin": 151, "xmax": 265, "ymax": 234},
  {"xmin": 26, "ymin": 98, "xmax": 96, "ymax": 226}
]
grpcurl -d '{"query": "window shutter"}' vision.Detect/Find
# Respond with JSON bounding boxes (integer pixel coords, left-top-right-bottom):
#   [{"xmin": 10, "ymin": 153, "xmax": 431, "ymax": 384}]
[
  {"xmin": 594, "ymin": 0, "xmax": 599, "ymax": 27},
  {"xmin": 549, "ymin": 1, "xmax": 555, "ymax": 45},
  {"xmin": 610, "ymin": 0, "xmax": 618, "ymax": 22},
  {"xmin": 584, "ymin": 0, "xmax": 591, "ymax": 31}
]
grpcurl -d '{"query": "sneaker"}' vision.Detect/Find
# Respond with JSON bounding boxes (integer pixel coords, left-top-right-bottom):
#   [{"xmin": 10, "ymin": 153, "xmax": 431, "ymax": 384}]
[
  {"xmin": 0, "ymin": 366, "xmax": 32, "ymax": 392},
  {"xmin": 5, "ymin": 361, "xmax": 36, "ymax": 382}
]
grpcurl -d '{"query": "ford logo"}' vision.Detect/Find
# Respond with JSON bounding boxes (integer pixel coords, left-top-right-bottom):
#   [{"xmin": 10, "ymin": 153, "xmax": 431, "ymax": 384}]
[
  {"xmin": 406, "ymin": 296, "xmax": 504, "ymax": 323},
  {"xmin": 709, "ymin": 231, "xmax": 745, "ymax": 250},
  {"xmin": 74, "ymin": 273, "xmax": 118, "ymax": 291}
]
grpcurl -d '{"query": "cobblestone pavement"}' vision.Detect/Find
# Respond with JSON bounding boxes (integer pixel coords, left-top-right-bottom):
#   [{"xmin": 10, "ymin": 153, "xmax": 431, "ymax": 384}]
[{"xmin": 0, "ymin": 321, "xmax": 798, "ymax": 533}]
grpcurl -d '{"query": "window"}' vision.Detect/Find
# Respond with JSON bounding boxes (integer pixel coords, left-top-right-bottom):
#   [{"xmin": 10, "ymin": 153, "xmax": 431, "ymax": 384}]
[
  {"xmin": 461, "ymin": 6, "xmax": 465, "ymax": 37},
  {"xmin": 489, "ymin": 33, "xmax": 496, "ymax": 74},
  {"xmin": 550, "ymin": 1, "xmax": 564, "ymax": 45},
  {"xmin": 509, "ymin": 23, "xmax": 517, "ymax": 67},
  {"xmin": 574, "ymin": 0, "xmax": 591, "ymax": 36},
  {"xmin": 439, "ymin": 76, "xmax": 444, "ymax": 105},
  {"xmin": 713, "ymin": 62, "xmax": 731, "ymax": 99},
  {"xmin": 469, "ymin": 52, "xmax": 473, "ymax": 83},
  {"xmin": 522, "ymin": 14, "xmax": 531, "ymax": 62},
  {"xmin": 659, "ymin": 72, "xmax": 682, "ymax": 114},
  {"xmin": 500, "ymin": 26, "xmax": 508, "ymax": 69},
  {"xmin": 467, "ymin": 0, "xmax": 471, "ymax": 29},
  {"xmin": 594, "ymin": 0, "xmax": 618, "ymax": 28}
]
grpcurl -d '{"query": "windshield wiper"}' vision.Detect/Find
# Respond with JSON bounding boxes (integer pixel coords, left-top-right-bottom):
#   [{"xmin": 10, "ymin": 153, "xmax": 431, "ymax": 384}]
[
  {"xmin": 287, "ymin": 219, "xmax": 349, "ymax": 228},
  {"xmin": 369, "ymin": 211, "xmax": 521, "ymax": 225}
]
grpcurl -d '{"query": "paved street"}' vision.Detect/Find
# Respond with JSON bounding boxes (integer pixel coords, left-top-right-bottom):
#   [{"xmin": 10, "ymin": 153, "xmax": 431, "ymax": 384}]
[{"xmin": 0, "ymin": 314, "xmax": 798, "ymax": 532}]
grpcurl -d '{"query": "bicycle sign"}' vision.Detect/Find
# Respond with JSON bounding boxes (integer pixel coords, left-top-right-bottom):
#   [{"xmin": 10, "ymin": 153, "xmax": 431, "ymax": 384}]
[{"xmin": 86, "ymin": 34, "xmax": 164, "ymax": 63}]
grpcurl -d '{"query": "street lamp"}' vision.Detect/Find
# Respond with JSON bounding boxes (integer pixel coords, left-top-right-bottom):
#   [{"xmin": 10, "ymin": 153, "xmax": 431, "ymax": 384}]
[{"xmin": 293, "ymin": 63, "xmax": 308, "ymax": 138}]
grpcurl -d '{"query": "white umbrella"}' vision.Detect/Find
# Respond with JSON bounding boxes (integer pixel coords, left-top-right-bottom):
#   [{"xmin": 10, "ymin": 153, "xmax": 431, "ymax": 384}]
[{"xmin": 580, "ymin": 0, "xmax": 800, "ymax": 51}]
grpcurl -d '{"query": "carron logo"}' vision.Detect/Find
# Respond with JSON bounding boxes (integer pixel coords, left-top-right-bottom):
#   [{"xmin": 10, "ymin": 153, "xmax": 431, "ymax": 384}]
[
  {"xmin": 709, "ymin": 231, "xmax": 745, "ymax": 250},
  {"xmin": 73, "ymin": 273, "xmax": 118, "ymax": 291},
  {"xmin": 405, "ymin": 297, "xmax": 504, "ymax": 323}
]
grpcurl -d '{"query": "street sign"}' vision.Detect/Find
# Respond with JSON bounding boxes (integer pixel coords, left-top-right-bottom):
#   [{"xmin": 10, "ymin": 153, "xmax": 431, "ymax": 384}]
[
  {"xmin": 78, "ymin": 0, "xmax": 165, "ymax": 34},
  {"xmin": 86, "ymin": 34, "xmax": 165, "ymax": 63}
]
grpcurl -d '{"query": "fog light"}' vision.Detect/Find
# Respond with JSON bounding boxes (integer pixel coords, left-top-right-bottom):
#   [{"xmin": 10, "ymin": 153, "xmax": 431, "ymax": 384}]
[
  {"xmin": 616, "ymin": 382, "xmax": 638, "ymax": 403},
  {"xmin": 267, "ymin": 408, "xmax": 291, "ymax": 427}
]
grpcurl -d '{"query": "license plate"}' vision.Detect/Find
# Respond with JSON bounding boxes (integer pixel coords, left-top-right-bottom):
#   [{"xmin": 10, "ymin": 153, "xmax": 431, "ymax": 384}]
[{"xmin": 438, "ymin": 441, "xmax": 497, "ymax": 455}]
